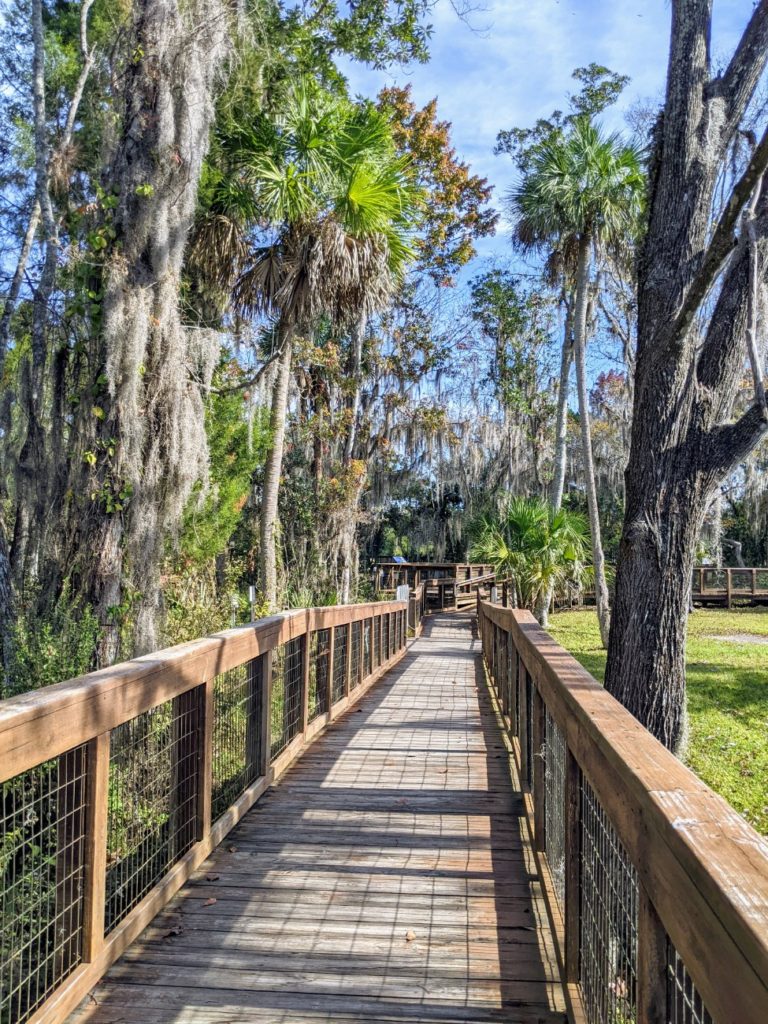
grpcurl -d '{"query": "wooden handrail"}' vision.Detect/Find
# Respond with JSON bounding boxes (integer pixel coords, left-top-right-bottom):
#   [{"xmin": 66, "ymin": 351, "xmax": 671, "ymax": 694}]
[
  {"xmin": 1, "ymin": 599, "xmax": 408, "ymax": 1024},
  {"xmin": 478, "ymin": 598, "xmax": 768, "ymax": 1024}
]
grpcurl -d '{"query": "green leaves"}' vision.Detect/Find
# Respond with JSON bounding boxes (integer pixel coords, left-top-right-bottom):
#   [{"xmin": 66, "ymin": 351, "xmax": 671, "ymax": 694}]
[
  {"xmin": 201, "ymin": 75, "xmax": 423, "ymax": 327},
  {"xmin": 469, "ymin": 496, "xmax": 591, "ymax": 613},
  {"xmin": 508, "ymin": 115, "xmax": 645, "ymax": 269}
]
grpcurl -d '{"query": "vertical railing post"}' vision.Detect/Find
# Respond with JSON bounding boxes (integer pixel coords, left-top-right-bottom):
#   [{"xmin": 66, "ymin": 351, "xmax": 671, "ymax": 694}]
[
  {"xmin": 518, "ymin": 661, "xmax": 529, "ymax": 782},
  {"xmin": 327, "ymin": 625, "xmax": 336, "ymax": 719},
  {"xmin": 82, "ymin": 731, "xmax": 110, "ymax": 962},
  {"xmin": 198, "ymin": 677, "xmax": 214, "ymax": 841},
  {"xmin": 532, "ymin": 686, "xmax": 546, "ymax": 851},
  {"xmin": 260, "ymin": 648, "xmax": 274, "ymax": 775},
  {"xmin": 752, "ymin": 568, "xmax": 757, "ymax": 596},
  {"xmin": 245, "ymin": 657, "xmax": 262, "ymax": 782},
  {"xmin": 637, "ymin": 884, "xmax": 668, "ymax": 1024},
  {"xmin": 564, "ymin": 747, "xmax": 581, "ymax": 984},
  {"xmin": 301, "ymin": 625, "xmax": 312, "ymax": 737},
  {"xmin": 345, "ymin": 619, "xmax": 353, "ymax": 697},
  {"xmin": 726, "ymin": 568, "xmax": 733, "ymax": 608}
]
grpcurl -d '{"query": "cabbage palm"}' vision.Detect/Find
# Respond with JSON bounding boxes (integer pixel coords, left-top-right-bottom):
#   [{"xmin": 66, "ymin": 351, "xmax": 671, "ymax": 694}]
[
  {"xmin": 194, "ymin": 80, "xmax": 421, "ymax": 609},
  {"xmin": 507, "ymin": 117, "xmax": 644, "ymax": 645},
  {"xmin": 470, "ymin": 496, "xmax": 590, "ymax": 624}
]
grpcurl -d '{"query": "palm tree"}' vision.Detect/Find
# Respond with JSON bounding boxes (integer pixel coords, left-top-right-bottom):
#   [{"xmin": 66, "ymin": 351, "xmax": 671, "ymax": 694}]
[
  {"xmin": 469, "ymin": 496, "xmax": 590, "ymax": 624},
  {"xmin": 194, "ymin": 81, "xmax": 421, "ymax": 609},
  {"xmin": 508, "ymin": 117, "xmax": 644, "ymax": 646}
]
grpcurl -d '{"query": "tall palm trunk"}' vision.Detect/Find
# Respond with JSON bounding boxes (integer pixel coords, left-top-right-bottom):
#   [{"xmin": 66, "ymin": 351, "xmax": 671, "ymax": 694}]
[
  {"xmin": 336, "ymin": 310, "xmax": 368, "ymax": 603},
  {"xmin": 260, "ymin": 325, "xmax": 294, "ymax": 611},
  {"xmin": 574, "ymin": 235, "xmax": 610, "ymax": 647},
  {"xmin": 551, "ymin": 302, "xmax": 574, "ymax": 509},
  {"xmin": 540, "ymin": 302, "xmax": 574, "ymax": 627}
]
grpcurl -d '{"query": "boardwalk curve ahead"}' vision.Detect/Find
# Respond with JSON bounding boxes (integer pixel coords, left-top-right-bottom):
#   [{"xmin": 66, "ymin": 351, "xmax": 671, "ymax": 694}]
[{"xmin": 70, "ymin": 613, "xmax": 566, "ymax": 1024}]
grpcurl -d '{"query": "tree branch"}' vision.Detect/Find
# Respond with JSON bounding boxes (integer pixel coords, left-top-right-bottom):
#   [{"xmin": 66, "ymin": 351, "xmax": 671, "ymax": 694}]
[
  {"xmin": 711, "ymin": 0, "xmax": 768, "ymax": 136},
  {"xmin": 671, "ymin": 124, "xmax": 768, "ymax": 348},
  {"xmin": 705, "ymin": 403, "xmax": 768, "ymax": 478}
]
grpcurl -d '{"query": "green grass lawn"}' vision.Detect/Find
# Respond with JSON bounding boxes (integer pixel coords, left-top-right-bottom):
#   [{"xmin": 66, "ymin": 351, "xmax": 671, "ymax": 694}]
[{"xmin": 548, "ymin": 608, "xmax": 768, "ymax": 836}]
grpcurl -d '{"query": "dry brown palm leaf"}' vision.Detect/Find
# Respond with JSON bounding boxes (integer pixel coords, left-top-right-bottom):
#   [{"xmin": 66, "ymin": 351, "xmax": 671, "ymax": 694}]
[
  {"xmin": 233, "ymin": 243, "xmax": 283, "ymax": 317},
  {"xmin": 189, "ymin": 213, "xmax": 249, "ymax": 289}
]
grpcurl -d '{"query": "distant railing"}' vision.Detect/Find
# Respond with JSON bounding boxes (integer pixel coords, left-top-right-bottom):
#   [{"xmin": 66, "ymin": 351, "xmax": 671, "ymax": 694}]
[
  {"xmin": 374, "ymin": 562, "xmax": 495, "ymax": 591},
  {"xmin": 0, "ymin": 599, "xmax": 408, "ymax": 1024},
  {"xmin": 407, "ymin": 583, "xmax": 427, "ymax": 635},
  {"xmin": 692, "ymin": 566, "xmax": 768, "ymax": 606},
  {"xmin": 478, "ymin": 597, "xmax": 768, "ymax": 1024}
]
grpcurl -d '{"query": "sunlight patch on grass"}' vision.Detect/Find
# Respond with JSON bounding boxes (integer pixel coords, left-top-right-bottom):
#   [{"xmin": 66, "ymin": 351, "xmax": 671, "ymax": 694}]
[{"xmin": 548, "ymin": 608, "xmax": 768, "ymax": 836}]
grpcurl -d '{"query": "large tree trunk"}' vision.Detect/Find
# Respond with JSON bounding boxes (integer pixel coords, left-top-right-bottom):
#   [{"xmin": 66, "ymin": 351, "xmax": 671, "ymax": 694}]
[
  {"xmin": 259, "ymin": 326, "xmax": 294, "ymax": 611},
  {"xmin": 68, "ymin": 0, "xmax": 230, "ymax": 661},
  {"xmin": 605, "ymin": 1, "xmax": 768, "ymax": 750},
  {"xmin": 10, "ymin": 0, "xmax": 59, "ymax": 588},
  {"xmin": 573, "ymin": 236, "xmax": 611, "ymax": 647}
]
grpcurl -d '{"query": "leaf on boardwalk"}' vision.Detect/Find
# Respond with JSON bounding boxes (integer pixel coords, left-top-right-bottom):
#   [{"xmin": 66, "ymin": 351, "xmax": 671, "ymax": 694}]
[
  {"xmin": 405, "ymin": 930, "xmax": 416, "ymax": 942},
  {"xmin": 202, "ymin": 898, "xmax": 217, "ymax": 907}
]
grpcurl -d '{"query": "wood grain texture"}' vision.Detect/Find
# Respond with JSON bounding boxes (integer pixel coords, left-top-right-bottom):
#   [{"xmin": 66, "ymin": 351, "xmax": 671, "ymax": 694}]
[{"xmin": 68, "ymin": 613, "xmax": 568, "ymax": 1024}]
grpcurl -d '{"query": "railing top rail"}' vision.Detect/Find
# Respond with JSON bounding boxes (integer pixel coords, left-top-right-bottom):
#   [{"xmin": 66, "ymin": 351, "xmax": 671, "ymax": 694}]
[
  {"xmin": 479, "ymin": 597, "xmax": 768, "ymax": 1020},
  {"xmin": 0, "ymin": 598, "xmax": 406, "ymax": 785}
]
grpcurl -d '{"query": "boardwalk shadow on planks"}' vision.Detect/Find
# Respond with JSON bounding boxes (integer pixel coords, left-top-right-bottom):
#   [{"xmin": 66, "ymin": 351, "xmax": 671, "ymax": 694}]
[{"xmin": 70, "ymin": 613, "xmax": 567, "ymax": 1024}]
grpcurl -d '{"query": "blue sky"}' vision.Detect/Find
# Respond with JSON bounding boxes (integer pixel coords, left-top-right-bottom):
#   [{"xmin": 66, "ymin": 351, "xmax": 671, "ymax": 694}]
[{"xmin": 341, "ymin": 0, "xmax": 754, "ymax": 266}]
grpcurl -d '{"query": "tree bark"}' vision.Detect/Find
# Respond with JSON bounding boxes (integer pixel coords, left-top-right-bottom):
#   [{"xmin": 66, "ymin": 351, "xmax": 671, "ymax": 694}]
[
  {"xmin": 573, "ymin": 235, "xmax": 611, "ymax": 647},
  {"xmin": 259, "ymin": 325, "xmax": 293, "ymax": 611},
  {"xmin": 605, "ymin": 0, "xmax": 768, "ymax": 750}
]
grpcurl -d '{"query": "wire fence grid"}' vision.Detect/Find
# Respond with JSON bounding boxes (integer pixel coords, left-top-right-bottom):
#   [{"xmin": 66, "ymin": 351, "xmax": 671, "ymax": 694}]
[
  {"xmin": 1, "ymin": 747, "xmax": 88, "ymax": 1024},
  {"xmin": 580, "ymin": 777, "xmax": 638, "ymax": 1024},
  {"xmin": 212, "ymin": 659, "xmax": 263, "ymax": 821},
  {"xmin": 544, "ymin": 709, "xmax": 567, "ymax": 909},
  {"xmin": 270, "ymin": 637, "xmax": 305, "ymax": 760},
  {"xmin": 106, "ymin": 691, "xmax": 200, "ymax": 933},
  {"xmin": 350, "ymin": 621, "xmax": 362, "ymax": 689},
  {"xmin": 308, "ymin": 629, "xmax": 331, "ymax": 721},
  {"xmin": 667, "ymin": 944, "xmax": 714, "ymax": 1024},
  {"xmin": 332, "ymin": 624, "xmax": 348, "ymax": 704}
]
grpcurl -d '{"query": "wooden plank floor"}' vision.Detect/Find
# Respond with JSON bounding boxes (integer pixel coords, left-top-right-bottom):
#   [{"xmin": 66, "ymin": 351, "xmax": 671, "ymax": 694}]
[{"xmin": 70, "ymin": 612, "xmax": 568, "ymax": 1024}]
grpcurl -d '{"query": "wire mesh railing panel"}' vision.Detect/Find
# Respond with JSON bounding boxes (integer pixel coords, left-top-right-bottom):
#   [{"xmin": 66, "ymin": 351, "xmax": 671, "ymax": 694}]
[
  {"xmin": 580, "ymin": 777, "xmax": 638, "ymax": 1024},
  {"xmin": 212, "ymin": 659, "xmax": 262, "ymax": 821},
  {"xmin": 332, "ymin": 625, "xmax": 348, "ymax": 703},
  {"xmin": 350, "ymin": 621, "xmax": 362, "ymax": 689},
  {"xmin": 1, "ymin": 747, "xmax": 88, "ymax": 1024},
  {"xmin": 106, "ymin": 692, "xmax": 200, "ymax": 933},
  {"xmin": 383, "ymin": 615, "xmax": 390, "ymax": 661},
  {"xmin": 372, "ymin": 616, "xmax": 380, "ymax": 669},
  {"xmin": 363, "ymin": 618, "xmax": 372, "ymax": 677},
  {"xmin": 730, "ymin": 569, "xmax": 752, "ymax": 592},
  {"xmin": 270, "ymin": 637, "xmax": 304, "ymax": 760},
  {"xmin": 544, "ymin": 709, "xmax": 567, "ymax": 908},
  {"xmin": 506, "ymin": 633, "xmax": 515, "ymax": 724},
  {"xmin": 514, "ymin": 647, "xmax": 521, "ymax": 736},
  {"xmin": 700, "ymin": 568, "xmax": 726, "ymax": 591},
  {"xmin": 308, "ymin": 629, "xmax": 331, "ymax": 721},
  {"xmin": 525, "ymin": 670, "xmax": 534, "ymax": 784},
  {"xmin": 667, "ymin": 942, "xmax": 714, "ymax": 1024}
]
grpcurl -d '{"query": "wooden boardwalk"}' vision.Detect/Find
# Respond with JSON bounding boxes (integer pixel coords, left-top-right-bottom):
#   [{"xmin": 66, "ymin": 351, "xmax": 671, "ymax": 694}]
[{"xmin": 70, "ymin": 613, "xmax": 567, "ymax": 1024}]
